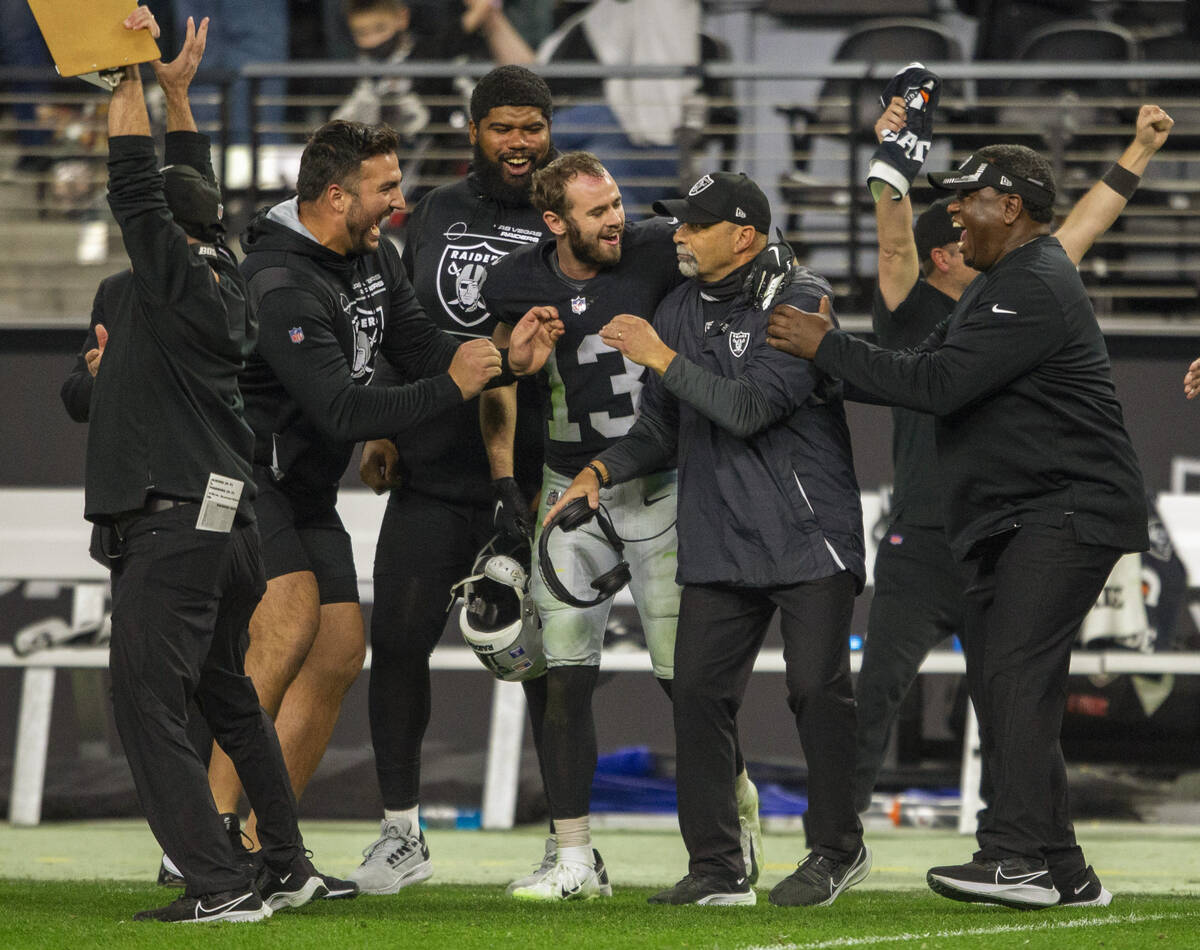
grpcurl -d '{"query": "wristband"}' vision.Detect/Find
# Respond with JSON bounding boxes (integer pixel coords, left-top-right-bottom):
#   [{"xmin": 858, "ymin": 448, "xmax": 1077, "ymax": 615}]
[
  {"xmin": 1102, "ymin": 163, "xmax": 1140, "ymax": 201},
  {"xmin": 585, "ymin": 462, "xmax": 608, "ymax": 487}
]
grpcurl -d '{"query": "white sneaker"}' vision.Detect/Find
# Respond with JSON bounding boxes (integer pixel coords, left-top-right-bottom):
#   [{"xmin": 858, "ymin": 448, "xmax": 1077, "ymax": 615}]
[
  {"xmin": 737, "ymin": 775, "xmax": 763, "ymax": 885},
  {"xmin": 506, "ymin": 836, "xmax": 557, "ymax": 895},
  {"xmin": 511, "ymin": 851, "xmax": 613, "ymax": 901},
  {"xmin": 347, "ymin": 818, "xmax": 433, "ymax": 895}
]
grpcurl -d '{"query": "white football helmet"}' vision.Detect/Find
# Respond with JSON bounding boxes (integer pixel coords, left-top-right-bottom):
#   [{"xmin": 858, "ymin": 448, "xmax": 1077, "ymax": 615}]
[{"xmin": 452, "ymin": 536, "xmax": 545, "ymax": 682}]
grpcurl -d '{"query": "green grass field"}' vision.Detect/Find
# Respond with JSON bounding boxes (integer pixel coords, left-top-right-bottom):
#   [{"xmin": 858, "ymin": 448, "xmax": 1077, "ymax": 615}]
[{"xmin": 3, "ymin": 821, "xmax": 1200, "ymax": 949}]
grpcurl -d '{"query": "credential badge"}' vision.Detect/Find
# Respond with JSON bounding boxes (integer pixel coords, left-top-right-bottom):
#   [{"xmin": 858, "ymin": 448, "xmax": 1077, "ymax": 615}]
[{"xmin": 729, "ymin": 331, "xmax": 750, "ymax": 358}]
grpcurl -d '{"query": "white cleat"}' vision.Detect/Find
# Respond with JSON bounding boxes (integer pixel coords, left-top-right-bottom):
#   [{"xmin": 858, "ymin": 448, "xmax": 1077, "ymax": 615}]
[
  {"xmin": 506, "ymin": 837, "xmax": 557, "ymax": 895},
  {"xmin": 511, "ymin": 851, "xmax": 613, "ymax": 901}
]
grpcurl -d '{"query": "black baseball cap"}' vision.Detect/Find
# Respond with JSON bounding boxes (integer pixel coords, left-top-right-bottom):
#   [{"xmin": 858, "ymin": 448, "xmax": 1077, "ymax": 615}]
[
  {"xmin": 913, "ymin": 196, "xmax": 960, "ymax": 262},
  {"xmin": 652, "ymin": 171, "xmax": 771, "ymax": 234},
  {"xmin": 161, "ymin": 163, "xmax": 224, "ymax": 242},
  {"xmin": 928, "ymin": 153, "xmax": 1055, "ymax": 207}
]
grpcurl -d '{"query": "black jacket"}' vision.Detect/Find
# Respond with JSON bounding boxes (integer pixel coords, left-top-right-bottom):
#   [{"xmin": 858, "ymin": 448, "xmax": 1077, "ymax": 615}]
[
  {"xmin": 238, "ymin": 200, "xmax": 462, "ymax": 496},
  {"xmin": 817, "ymin": 235, "xmax": 1149, "ymax": 560},
  {"xmin": 600, "ymin": 266, "xmax": 865, "ymax": 590},
  {"xmin": 84, "ymin": 133, "xmax": 256, "ymax": 522}
]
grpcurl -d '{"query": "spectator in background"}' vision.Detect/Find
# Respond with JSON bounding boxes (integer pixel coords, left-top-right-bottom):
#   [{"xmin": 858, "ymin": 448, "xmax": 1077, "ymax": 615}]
[
  {"xmin": 169, "ymin": 0, "xmax": 289, "ymax": 143},
  {"xmin": 537, "ymin": 0, "xmax": 700, "ymax": 216},
  {"xmin": 333, "ymin": 0, "xmax": 533, "ymax": 201}
]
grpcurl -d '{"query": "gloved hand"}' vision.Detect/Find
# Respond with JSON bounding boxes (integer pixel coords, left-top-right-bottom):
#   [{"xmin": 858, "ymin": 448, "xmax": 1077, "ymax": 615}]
[
  {"xmin": 744, "ymin": 234, "xmax": 795, "ymax": 311},
  {"xmin": 868, "ymin": 62, "xmax": 940, "ymax": 200},
  {"xmin": 492, "ymin": 476, "xmax": 533, "ymax": 541}
]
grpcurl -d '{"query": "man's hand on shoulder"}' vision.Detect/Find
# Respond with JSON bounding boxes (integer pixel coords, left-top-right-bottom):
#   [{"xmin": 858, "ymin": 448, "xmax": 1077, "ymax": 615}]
[
  {"xmin": 508, "ymin": 306, "xmax": 563, "ymax": 375},
  {"xmin": 86, "ymin": 324, "xmax": 109, "ymax": 378},
  {"xmin": 766, "ymin": 296, "xmax": 834, "ymax": 360},
  {"xmin": 449, "ymin": 338, "xmax": 503, "ymax": 399},
  {"xmin": 599, "ymin": 314, "xmax": 675, "ymax": 375}
]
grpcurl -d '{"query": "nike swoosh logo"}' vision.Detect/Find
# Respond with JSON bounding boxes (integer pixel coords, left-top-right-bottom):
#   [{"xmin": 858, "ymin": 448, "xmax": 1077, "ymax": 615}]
[
  {"xmin": 560, "ymin": 883, "xmax": 583, "ymax": 898},
  {"xmin": 279, "ymin": 873, "xmax": 292, "ymax": 884},
  {"xmin": 991, "ymin": 304, "xmax": 1017, "ymax": 314},
  {"xmin": 643, "ymin": 494, "xmax": 670, "ymax": 507},
  {"xmin": 1075, "ymin": 882, "xmax": 1090, "ymax": 895},
  {"xmin": 197, "ymin": 893, "xmax": 252, "ymax": 915},
  {"xmin": 996, "ymin": 868, "xmax": 1045, "ymax": 884}
]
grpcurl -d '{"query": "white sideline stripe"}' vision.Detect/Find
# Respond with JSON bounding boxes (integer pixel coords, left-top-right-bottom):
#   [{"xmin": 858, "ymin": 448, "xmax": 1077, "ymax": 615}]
[{"xmin": 739, "ymin": 911, "xmax": 1200, "ymax": 950}]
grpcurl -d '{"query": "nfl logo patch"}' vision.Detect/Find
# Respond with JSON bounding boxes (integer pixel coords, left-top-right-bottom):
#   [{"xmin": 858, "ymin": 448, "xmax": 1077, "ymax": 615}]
[
  {"xmin": 571, "ymin": 296, "xmax": 587, "ymax": 314},
  {"xmin": 288, "ymin": 326, "xmax": 304, "ymax": 344},
  {"xmin": 888, "ymin": 533, "xmax": 904, "ymax": 546}
]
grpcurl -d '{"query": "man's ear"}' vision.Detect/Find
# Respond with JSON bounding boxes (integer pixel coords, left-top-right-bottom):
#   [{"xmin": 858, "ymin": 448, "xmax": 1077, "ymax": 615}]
[
  {"xmin": 1001, "ymin": 192, "xmax": 1024, "ymax": 225},
  {"xmin": 543, "ymin": 210, "xmax": 566, "ymax": 237},
  {"xmin": 468, "ymin": 120, "xmax": 478, "ymax": 146},
  {"xmin": 929, "ymin": 245, "xmax": 951, "ymax": 274}
]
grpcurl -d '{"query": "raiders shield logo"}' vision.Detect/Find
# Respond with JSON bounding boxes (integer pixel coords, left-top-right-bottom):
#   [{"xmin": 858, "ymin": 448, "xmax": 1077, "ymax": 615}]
[
  {"xmin": 729, "ymin": 331, "xmax": 750, "ymax": 357},
  {"xmin": 436, "ymin": 239, "xmax": 507, "ymax": 327},
  {"xmin": 689, "ymin": 174, "xmax": 715, "ymax": 196}
]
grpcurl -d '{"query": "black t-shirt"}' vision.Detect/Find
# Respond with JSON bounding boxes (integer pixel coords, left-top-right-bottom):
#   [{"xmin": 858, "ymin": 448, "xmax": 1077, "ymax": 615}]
[
  {"xmin": 382, "ymin": 174, "xmax": 550, "ymax": 504},
  {"xmin": 484, "ymin": 218, "xmax": 682, "ymax": 476},
  {"xmin": 871, "ymin": 280, "xmax": 956, "ymax": 527}
]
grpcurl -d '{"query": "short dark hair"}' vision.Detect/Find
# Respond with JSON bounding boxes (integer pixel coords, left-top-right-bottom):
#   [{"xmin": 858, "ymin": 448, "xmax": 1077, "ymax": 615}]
[
  {"xmin": 975, "ymin": 144, "xmax": 1056, "ymax": 223},
  {"xmin": 531, "ymin": 152, "xmax": 609, "ymax": 218},
  {"xmin": 469, "ymin": 65, "xmax": 553, "ymax": 125},
  {"xmin": 296, "ymin": 120, "xmax": 401, "ymax": 203},
  {"xmin": 343, "ymin": 0, "xmax": 405, "ymax": 17}
]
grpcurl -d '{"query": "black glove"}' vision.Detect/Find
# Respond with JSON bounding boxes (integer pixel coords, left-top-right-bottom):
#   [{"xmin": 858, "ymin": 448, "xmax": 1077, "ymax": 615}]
[
  {"xmin": 744, "ymin": 232, "xmax": 795, "ymax": 311},
  {"xmin": 868, "ymin": 62, "xmax": 940, "ymax": 200},
  {"xmin": 492, "ymin": 477, "xmax": 533, "ymax": 542}
]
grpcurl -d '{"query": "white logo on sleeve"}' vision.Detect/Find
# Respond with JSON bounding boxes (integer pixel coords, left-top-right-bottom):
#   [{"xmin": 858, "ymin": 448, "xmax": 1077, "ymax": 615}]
[{"xmin": 991, "ymin": 303, "xmax": 1017, "ymax": 315}]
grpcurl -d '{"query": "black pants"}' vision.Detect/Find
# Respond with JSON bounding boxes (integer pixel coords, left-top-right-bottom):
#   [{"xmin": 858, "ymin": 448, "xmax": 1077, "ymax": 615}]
[
  {"xmin": 107, "ymin": 506, "xmax": 302, "ymax": 897},
  {"xmin": 369, "ymin": 490, "xmax": 495, "ymax": 810},
  {"xmin": 963, "ymin": 521, "xmax": 1121, "ymax": 876},
  {"xmin": 674, "ymin": 573, "xmax": 862, "ymax": 882},
  {"xmin": 854, "ymin": 522, "xmax": 971, "ymax": 812}
]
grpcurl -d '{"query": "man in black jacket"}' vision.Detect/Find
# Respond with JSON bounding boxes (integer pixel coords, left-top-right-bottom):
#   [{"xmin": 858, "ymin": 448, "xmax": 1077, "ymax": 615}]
[
  {"xmin": 87, "ymin": 9, "xmax": 348, "ymax": 921},
  {"xmin": 546, "ymin": 172, "xmax": 868, "ymax": 908},
  {"xmin": 207, "ymin": 114, "xmax": 559, "ymax": 852},
  {"xmin": 350, "ymin": 66, "xmax": 556, "ymax": 894},
  {"xmin": 767, "ymin": 146, "xmax": 1149, "ymax": 910}
]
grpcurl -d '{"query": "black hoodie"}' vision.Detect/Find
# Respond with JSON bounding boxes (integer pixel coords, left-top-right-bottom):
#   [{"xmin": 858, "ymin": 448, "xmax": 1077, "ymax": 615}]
[{"xmin": 239, "ymin": 198, "xmax": 461, "ymax": 496}]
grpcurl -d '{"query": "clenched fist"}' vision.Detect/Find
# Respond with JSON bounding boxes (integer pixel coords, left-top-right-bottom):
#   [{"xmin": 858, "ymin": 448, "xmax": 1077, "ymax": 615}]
[{"xmin": 449, "ymin": 338, "xmax": 503, "ymax": 399}]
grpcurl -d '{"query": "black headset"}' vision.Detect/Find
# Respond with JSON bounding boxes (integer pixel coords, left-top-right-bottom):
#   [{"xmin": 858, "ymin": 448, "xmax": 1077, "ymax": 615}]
[{"xmin": 538, "ymin": 497, "xmax": 631, "ymax": 608}]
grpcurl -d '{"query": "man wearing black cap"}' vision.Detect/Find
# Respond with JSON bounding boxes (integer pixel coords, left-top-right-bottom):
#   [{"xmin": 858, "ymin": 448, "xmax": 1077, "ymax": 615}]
[
  {"xmin": 85, "ymin": 9, "xmax": 348, "ymax": 921},
  {"xmin": 546, "ymin": 170, "xmax": 869, "ymax": 907},
  {"xmin": 852, "ymin": 88, "xmax": 1174, "ymax": 849},
  {"xmin": 347, "ymin": 65, "xmax": 558, "ymax": 894},
  {"xmin": 767, "ymin": 138, "xmax": 1152, "ymax": 909}
]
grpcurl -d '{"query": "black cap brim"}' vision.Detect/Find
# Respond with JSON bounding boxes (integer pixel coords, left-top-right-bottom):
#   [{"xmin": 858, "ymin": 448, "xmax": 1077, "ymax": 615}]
[{"xmin": 651, "ymin": 198, "xmax": 724, "ymax": 225}]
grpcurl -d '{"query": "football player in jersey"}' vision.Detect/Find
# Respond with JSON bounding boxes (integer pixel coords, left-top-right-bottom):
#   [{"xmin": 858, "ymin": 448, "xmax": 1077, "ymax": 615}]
[
  {"xmin": 349, "ymin": 66, "xmax": 559, "ymax": 894},
  {"xmin": 480, "ymin": 152, "xmax": 762, "ymax": 900}
]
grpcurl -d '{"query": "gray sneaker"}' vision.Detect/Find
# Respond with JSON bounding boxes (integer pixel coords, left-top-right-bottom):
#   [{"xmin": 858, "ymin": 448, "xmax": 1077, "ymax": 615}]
[
  {"xmin": 506, "ymin": 837, "xmax": 556, "ymax": 895},
  {"xmin": 348, "ymin": 818, "xmax": 433, "ymax": 895}
]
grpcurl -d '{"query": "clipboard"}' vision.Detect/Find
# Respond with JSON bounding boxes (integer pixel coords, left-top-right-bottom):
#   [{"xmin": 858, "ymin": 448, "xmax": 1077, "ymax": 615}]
[{"xmin": 26, "ymin": 0, "xmax": 160, "ymax": 85}]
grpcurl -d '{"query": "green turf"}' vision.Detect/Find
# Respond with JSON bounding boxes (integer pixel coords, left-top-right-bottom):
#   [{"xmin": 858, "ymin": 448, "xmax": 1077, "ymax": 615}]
[{"xmin": 2, "ymin": 881, "xmax": 1200, "ymax": 950}]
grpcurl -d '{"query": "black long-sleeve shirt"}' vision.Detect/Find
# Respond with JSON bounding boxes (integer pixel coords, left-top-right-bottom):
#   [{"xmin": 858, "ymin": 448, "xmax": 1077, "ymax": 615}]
[
  {"xmin": 84, "ymin": 133, "xmax": 257, "ymax": 522},
  {"xmin": 814, "ymin": 235, "xmax": 1148, "ymax": 560}
]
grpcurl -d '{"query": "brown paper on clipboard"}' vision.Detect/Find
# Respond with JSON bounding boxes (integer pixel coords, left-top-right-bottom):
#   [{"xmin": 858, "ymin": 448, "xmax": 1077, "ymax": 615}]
[{"xmin": 26, "ymin": 0, "xmax": 160, "ymax": 77}]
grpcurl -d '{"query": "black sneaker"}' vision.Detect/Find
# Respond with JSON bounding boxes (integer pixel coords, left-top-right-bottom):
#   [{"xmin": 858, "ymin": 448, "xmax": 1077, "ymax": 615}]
[
  {"xmin": 315, "ymin": 868, "xmax": 360, "ymax": 901},
  {"xmin": 769, "ymin": 845, "xmax": 872, "ymax": 907},
  {"xmin": 221, "ymin": 813, "xmax": 263, "ymax": 879},
  {"xmin": 257, "ymin": 852, "xmax": 333, "ymax": 911},
  {"xmin": 927, "ymin": 856, "xmax": 1060, "ymax": 909},
  {"xmin": 648, "ymin": 873, "xmax": 756, "ymax": 906},
  {"xmin": 1055, "ymin": 865, "xmax": 1112, "ymax": 907},
  {"xmin": 133, "ymin": 888, "xmax": 271, "ymax": 923}
]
